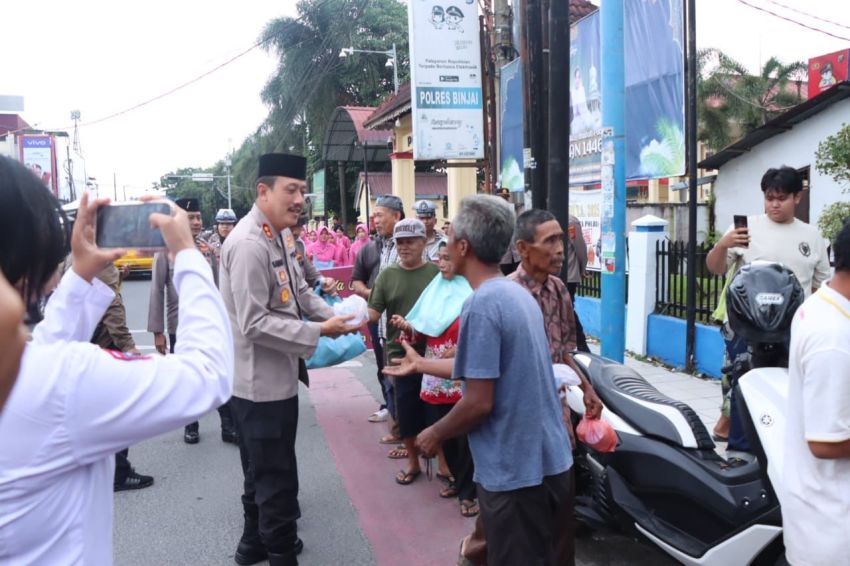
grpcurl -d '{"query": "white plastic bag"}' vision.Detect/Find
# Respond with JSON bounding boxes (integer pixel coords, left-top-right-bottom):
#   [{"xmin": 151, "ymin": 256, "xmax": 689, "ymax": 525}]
[
  {"xmin": 553, "ymin": 363, "xmax": 581, "ymax": 388},
  {"xmin": 333, "ymin": 294, "xmax": 368, "ymax": 327}
]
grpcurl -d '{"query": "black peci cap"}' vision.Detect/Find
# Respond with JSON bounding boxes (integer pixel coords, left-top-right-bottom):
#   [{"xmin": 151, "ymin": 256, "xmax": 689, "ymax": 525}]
[{"xmin": 258, "ymin": 153, "xmax": 307, "ymax": 181}]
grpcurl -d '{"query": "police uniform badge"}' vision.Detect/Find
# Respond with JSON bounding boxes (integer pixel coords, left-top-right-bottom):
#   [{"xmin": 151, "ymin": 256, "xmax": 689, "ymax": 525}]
[
  {"xmin": 285, "ymin": 233, "xmax": 296, "ymax": 250},
  {"xmin": 280, "ymin": 288, "xmax": 291, "ymax": 304},
  {"xmin": 276, "ymin": 269, "xmax": 289, "ymax": 285},
  {"xmin": 262, "ymin": 224, "xmax": 274, "ymax": 240}
]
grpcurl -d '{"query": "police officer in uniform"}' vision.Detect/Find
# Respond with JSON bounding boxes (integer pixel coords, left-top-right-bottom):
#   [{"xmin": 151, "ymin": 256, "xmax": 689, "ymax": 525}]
[
  {"xmin": 148, "ymin": 197, "xmax": 236, "ymax": 444},
  {"xmin": 413, "ymin": 199, "xmax": 446, "ymax": 261},
  {"xmin": 220, "ymin": 154, "xmax": 358, "ymax": 566},
  {"xmin": 208, "ymin": 208, "xmax": 238, "ymax": 263}
]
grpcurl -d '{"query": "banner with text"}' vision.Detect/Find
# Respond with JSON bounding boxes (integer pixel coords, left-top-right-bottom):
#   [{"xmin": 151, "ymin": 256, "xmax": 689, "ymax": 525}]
[
  {"xmin": 569, "ymin": 3, "xmax": 685, "ymax": 185},
  {"xmin": 568, "ymin": 189, "xmax": 603, "ymax": 270},
  {"xmin": 409, "ymin": 0, "xmax": 484, "ymax": 160},
  {"xmin": 318, "ymin": 265, "xmax": 372, "ymax": 348}
]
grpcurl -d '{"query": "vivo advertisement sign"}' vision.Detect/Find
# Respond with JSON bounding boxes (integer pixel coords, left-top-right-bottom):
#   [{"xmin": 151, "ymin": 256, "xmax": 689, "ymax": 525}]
[
  {"xmin": 569, "ymin": 2, "xmax": 686, "ymax": 185},
  {"xmin": 19, "ymin": 134, "xmax": 56, "ymax": 194},
  {"xmin": 408, "ymin": 0, "xmax": 484, "ymax": 160}
]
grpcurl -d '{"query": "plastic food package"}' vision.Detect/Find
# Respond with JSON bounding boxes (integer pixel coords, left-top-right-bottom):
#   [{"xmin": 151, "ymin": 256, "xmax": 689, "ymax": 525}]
[
  {"xmin": 576, "ymin": 416, "xmax": 618, "ymax": 453},
  {"xmin": 553, "ymin": 364, "xmax": 581, "ymax": 388},
  {"xmin": 333, "ymin": 295, "xmax": 368, "ymax": 327}
]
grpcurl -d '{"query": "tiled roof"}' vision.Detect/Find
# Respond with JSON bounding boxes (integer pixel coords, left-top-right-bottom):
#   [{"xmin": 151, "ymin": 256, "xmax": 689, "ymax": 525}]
[
  {"xmin": 364, "ymin": 83, "xmax": 412, "ymax": 130},
  {"xmin": 570, "ymin": 0, "xmax": 598, "ymax": 22}
]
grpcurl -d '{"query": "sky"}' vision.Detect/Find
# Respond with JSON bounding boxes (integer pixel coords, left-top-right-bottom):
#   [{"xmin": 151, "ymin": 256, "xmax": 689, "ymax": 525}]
[{"xmin": 3, "ymin": 0, "xmax": 850, "ymax": 197}]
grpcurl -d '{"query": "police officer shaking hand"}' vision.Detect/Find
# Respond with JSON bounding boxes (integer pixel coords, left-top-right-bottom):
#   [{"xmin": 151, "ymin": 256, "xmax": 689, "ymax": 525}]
[{"xmin": 219, "ymin": 153, "xmax": 360, "ymax": 566}]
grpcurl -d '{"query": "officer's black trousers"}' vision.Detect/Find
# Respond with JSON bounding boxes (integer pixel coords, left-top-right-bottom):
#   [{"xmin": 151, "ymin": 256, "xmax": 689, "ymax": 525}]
[{"xmin": 231, "ymin": 395, "xmax": 300, "ymax": 554}]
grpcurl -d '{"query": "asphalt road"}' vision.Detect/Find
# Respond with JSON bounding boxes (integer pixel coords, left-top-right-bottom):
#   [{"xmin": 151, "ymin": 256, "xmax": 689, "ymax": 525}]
[{"xmin": 115, "ymin": 278, "xmax": 675, "ymax": 566}]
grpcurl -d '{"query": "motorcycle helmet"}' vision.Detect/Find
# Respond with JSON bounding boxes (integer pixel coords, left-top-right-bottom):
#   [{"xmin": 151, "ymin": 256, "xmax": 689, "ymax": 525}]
[
  {"xmin": 726, "ymin": 261, "xmax": 804, "ymax": 344},
  {"xmin": 215, "ymin": 208, "xmax": 237, "ymax": 224}
]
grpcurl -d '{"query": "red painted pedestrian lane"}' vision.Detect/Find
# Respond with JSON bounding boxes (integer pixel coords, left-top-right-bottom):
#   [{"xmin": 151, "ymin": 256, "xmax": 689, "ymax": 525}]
[{"xmin": 306, "ymin": 367, "xmax": 476, "ymax": 566}]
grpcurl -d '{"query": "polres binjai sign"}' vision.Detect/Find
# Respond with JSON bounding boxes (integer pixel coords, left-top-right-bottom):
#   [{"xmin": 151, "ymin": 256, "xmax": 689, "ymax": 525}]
[{"xmin": 408, "ymin": 0, "xmax": 484, "ymax": 160}]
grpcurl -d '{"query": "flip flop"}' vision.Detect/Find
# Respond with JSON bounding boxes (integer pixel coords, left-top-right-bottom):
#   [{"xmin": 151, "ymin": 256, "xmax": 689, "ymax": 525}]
[
  {"xmin": 440, "ymin": 483, "xmax": 459, "ymax": 498},
  {"xmin": 395, "ymin": 469, "xmax": 422, "ymax": 485},
  {"xmin": 460, "ymin": 499, "xmax": 479, "ymax": 518},
  {"xmin": 387, "ymin": 447, "xmax": 408, "ymax": 459},
  {"xmin": 379, "ymin": 434, "xmax": 402, "ymax": 445},
  {"xmin": 436, "ymin": 472, "xmax": 455, "ymax": 484},
  {"xmin": 712, "ymin": 433, "xmax": 728, "ymax": 442}
]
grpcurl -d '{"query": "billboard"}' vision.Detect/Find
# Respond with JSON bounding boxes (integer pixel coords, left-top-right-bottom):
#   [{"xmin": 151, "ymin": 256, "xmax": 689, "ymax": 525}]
[
  {"xmin": 569, "ymin": 189, "xmax": 603, "ymax": 270},
  {"xmin": 408, "ymin": 0, "xmax": 484, "ymax": 160},
  {"xmin": 18, "ymin": 135, "xmax": 56, "ymax": 195},
  {"xmin": 569, "ymin": 2, "xmax": 685, "ymax": 185},
  {"xmin": 808, "ymin": 50, "xmax": 850, "ymax": 98},
  {"xmin": 499, "ymin": 58, "xmax": 524, "ymax": 192}
]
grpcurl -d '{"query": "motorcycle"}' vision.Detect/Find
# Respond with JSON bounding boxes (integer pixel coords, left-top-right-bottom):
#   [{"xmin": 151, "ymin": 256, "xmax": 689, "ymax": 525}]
[{"xmin": 566, "ymin": 262, "xmax": 804, "ymax": 565}]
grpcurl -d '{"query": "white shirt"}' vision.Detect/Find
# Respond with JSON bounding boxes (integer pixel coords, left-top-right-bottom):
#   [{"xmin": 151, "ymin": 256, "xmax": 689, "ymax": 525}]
[
  {"xmin": 725, "ymin": 215, "xmax": 831, "ymax": 298},
  {"xmin": 782, "ymin": 284, "xmax": 850, "ymax": 566},
  {"xmin": 0, "ymin": 249, "xmax": 233, "ymax": 565}
]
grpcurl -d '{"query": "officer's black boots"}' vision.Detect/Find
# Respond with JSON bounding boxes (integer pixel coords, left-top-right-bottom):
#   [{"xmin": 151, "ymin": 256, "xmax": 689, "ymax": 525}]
[{"xmin": 183, "ymin": 422, "xmax": 200, "ymax": 444}]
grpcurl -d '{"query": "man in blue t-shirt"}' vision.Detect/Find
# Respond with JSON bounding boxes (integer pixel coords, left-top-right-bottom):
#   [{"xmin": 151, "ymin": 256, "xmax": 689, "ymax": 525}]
[{"xmin": 413, "ymin": 195, "xmax": 574, "ymax": 566}]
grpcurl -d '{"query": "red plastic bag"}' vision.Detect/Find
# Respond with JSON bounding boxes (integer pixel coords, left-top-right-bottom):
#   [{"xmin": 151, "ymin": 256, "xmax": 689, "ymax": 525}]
[{"xmin": 576, "ymin": 416, "xmax": 618, "ymax": 453}]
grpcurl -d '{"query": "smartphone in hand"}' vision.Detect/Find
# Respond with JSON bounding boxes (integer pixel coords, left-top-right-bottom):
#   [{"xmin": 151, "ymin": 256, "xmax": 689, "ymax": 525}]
[
  {"xmin": 96, "ymin": 202, "xmax": 171, "ymax": 249},
  {"xmin": 733, "ymin": 215, "xmax": 749, "ymax": 248}
]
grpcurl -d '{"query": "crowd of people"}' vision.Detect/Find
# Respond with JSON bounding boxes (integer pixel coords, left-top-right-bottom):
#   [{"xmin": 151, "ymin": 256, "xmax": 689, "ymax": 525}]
[{"xmin": 0, "ymin": 150, "xmax": 848, "ymax": 566}]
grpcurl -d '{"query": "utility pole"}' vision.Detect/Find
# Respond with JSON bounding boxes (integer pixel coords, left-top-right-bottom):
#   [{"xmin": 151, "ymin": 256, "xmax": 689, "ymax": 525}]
[
  {"xmin": 520, "ymin": 0, "xmax": 547, "ymax": 208},
  {"xmin": 113, "ymin": 172, "xmax": 117, "ymax": 201},
  {"xmin": 547, "ymin": 0, "xmax": 570, "ymax": 284},
  {"xmin": 600, "ymin": 0, "xmax": 627, "ymax": 363},
  {"xmin": 225, "ymin": 154, "xmax": 233, "ymax": 209},
  {"xmin": 685, "ymin": 0, "xmax": 699, "ymax": 371}
]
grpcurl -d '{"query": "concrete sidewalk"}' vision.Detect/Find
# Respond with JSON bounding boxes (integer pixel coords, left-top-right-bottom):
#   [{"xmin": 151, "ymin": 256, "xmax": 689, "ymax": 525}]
[{"xmin": 588, "ymin": 342, "xmax": 723, "ymax": 436}]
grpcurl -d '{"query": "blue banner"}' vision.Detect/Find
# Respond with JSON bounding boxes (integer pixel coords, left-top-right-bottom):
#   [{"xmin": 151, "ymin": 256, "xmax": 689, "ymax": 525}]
[
  {"xmin": 498, "ymin": 59, "xmax": 524, "ymax": 192},
  {"xmin": 569, "ymin": 2, "xmax": 685, "ymax": 185}
]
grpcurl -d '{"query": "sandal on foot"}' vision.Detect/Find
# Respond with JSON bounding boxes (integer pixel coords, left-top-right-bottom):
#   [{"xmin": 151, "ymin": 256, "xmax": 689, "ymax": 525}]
[
  {"xmin": 436, "ymin": 472, "xmax": 455, "ymax": 484},
  {"xmin": 379, "ymin": 434, "xmax": 402, "ymax": 445},
  {"xmin": 396, "ymin": 469, "xmax": 422, "ymax": 485},
  {"xmin": 440, "ymin": 483, "xmax": 459, "ymax": 498},
  {"xmin": 460, "ymin": 499, "xmax": 480, "ymax": 518},
  {"xmin": 387, "ymin": 447, "xmax": 408, "ymax": 459}
]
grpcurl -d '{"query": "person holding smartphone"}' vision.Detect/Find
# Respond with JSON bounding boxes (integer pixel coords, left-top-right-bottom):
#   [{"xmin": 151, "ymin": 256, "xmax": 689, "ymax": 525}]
[
  {"xmin": 706, "ymin": 166, "xmax": 831, "ymax": 447},
  {"xmin": 0, "ymin": 155, "xmax": 234, "ymax": 565}
]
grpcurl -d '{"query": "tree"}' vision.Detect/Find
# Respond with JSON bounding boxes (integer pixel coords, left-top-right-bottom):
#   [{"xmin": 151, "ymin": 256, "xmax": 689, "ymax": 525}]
[
  {"xmin": 226, "ymin": 0, "xmax": 408, "ymax": 222},
  {"xmin": 816, "ymin": 123, "xmax": 850, "ymax": 242},
  {"xmin": 698, "ymin": 49, "xmax": 806, "ymax": 150}
]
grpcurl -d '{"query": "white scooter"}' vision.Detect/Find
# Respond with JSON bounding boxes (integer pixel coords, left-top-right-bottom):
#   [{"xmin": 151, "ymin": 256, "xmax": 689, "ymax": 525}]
[{"xmin": 566, "ymin": 262, "xmax": 803, "ymax": 565}]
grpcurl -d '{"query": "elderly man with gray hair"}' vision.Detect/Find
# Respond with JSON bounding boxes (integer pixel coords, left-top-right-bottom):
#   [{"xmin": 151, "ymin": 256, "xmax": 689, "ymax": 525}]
[{"xmin": 410, "ymin": 195, "xmax": 575, "ymax": 565}]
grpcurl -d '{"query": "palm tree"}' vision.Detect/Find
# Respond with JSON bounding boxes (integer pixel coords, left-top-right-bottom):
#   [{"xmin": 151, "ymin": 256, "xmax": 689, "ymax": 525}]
[{"xmin": 698, "ymin": 49, "xmax": 807, "ymax": 150}]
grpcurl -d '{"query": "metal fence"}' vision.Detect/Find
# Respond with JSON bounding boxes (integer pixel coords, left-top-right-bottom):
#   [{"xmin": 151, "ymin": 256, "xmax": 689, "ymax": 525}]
[
  {"xmin": 655, "ymin": 240, "xmax": 725, "ymax": 324},
  {"xmin": 576, "ymin": 269, "xmax": 629, "ymax": 303}
]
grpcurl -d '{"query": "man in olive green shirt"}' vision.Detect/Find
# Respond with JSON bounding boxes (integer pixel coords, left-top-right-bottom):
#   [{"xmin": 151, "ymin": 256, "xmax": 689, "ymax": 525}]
[{"xmin": 368, "ymin": 218, "xmax": 440, "ymax": 486}]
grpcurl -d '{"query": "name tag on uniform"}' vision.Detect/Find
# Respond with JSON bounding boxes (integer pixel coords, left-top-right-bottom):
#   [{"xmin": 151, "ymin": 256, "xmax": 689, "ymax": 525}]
[
  {"xmin": 271, "ymin": 259, "xmax": 284, "ymax": 267},
  {"xmin": 275, "ymin": 268, "xmax": 289, "ymax": 285}
]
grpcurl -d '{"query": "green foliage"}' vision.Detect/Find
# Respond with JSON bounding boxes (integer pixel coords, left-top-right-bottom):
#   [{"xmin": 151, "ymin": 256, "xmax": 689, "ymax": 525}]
[
  {"xmin": 815, "ymin": 123, "xmax": 850, "ymax": 242},
  {"xmin": 815, "ymin": 123, "xmax": 850, "ymax": 191},
  {"xmin": 818, "ymin": 202, "xmax": 850, "ymax": 243},
  {"xmin": 697, "ymin": 48, "xmax": 806, "ymax": 151}
]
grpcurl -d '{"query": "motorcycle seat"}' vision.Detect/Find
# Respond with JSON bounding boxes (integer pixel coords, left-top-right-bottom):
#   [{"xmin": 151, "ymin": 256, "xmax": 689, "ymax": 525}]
[{"xmin": 574, "ymin": 354, "xmax": 715, "ymax": 451}]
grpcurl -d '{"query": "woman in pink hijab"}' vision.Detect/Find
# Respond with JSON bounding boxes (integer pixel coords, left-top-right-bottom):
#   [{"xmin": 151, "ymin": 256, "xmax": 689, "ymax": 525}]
[
  {"xmin": 333, "ymin": 226, "xmax": 351, "ymax": 266},
  {"xmin": 348, "ymin": 223, "xmax": 370, "ymax": 264},
  {"xmin": 311, "ymin": 226, "xmax": 339, "ymax": 269}
]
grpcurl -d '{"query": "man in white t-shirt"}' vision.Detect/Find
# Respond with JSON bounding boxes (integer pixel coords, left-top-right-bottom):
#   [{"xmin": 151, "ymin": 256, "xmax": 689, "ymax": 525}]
[
  {"xmin": 706, "ymin": 166, "xmax": 831, "ymax": 446},
  {"xmin": 782, "ymin": 219, "xmax": 850, "ymax": 566}
]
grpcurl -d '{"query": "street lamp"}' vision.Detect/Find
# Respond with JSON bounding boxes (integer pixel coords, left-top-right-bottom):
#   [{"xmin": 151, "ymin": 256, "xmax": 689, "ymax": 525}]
[{"xmin": 339, "ymin": 43, "xmax": 399, "ymax": 94}]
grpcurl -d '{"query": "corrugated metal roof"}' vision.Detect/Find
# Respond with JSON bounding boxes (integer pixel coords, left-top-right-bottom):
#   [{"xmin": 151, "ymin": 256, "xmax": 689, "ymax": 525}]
[
  {"xmin": 700, "ymin": 81, "xmax": 850, "ymax": 170},
  {"xmin": 322, "ymin": 106, "xmax": 392, "ymax": 162}
]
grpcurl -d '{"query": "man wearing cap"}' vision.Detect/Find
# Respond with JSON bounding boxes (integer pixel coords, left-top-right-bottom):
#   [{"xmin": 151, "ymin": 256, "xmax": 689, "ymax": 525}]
[
  {"xmin": 367, "ymin": 218, "xmax": 440, "ymax": 485},
  {"xmin": 209, "ymin": 208, "xmax": 238, "ymax": 264},
  {"xmin": 414, "ymin": 199, "xmax": 446, "ymax": 261},
  {"xmin": 219, "ymin": 153, "xmax": 358, "ymax": 566},
  {"xmin": 148, "ymin": 197, "xmax": 228, "ymax": 444}
]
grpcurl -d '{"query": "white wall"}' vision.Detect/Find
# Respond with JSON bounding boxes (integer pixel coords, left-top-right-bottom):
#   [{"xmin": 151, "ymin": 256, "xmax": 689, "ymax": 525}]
[{"xmin": 713, "ymin": 97, "xmax": 850, "ymax": 237}]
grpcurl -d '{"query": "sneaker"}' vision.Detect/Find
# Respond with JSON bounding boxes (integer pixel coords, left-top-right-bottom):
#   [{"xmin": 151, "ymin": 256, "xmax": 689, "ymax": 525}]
[
  {"xmin": 368, "ymin": 408, "xmax": 389, "ymax": 423},
  {"xmin": 114, "ymin": 470, "xmax": 154, "ymax": 492}
]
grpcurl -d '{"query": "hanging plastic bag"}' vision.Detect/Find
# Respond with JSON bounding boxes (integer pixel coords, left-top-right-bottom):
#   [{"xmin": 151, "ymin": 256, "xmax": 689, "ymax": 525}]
[
  {"xmin": 576, "ymin": 415, "xmax": 618, "ymax": 453},
  {"xmin": 304, "ymin": 291, "xmax": 367, "ymax": 369}
]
